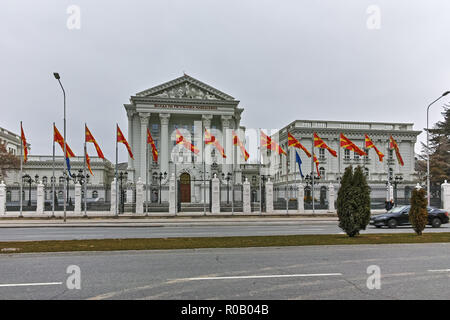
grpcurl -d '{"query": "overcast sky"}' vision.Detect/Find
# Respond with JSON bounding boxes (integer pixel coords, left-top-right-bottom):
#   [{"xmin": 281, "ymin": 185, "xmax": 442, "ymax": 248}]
[{"xmin": 1, "ymin": 0, "xmax": 450, "ymax": 161}]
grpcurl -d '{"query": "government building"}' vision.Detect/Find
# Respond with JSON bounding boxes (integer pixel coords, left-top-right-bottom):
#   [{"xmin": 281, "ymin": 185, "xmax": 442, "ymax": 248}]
[{"xmin": 1, "ymin": 74, "xmax": 422, "ymax": 212}]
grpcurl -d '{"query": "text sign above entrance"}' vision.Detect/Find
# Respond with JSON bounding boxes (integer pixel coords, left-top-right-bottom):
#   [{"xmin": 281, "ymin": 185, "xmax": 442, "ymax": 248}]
[{"xmin": 155, "ymin": 104, "xmax": 218, "ymax": 111}]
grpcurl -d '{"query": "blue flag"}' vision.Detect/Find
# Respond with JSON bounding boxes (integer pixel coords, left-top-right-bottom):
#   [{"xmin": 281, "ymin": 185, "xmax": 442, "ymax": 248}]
[
  {"xmin": 295, "ymin": 151, "xmax": 304, "ymax": 178},
  {"xmin": 66, "ymin": 157, "xmax": 72, "ymax": 176}
]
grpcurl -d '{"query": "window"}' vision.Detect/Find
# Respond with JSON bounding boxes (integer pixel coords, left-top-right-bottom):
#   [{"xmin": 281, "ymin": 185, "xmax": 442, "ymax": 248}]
[
  {"xmin": 92, "ymin": 190, "xmax": 98, "ymax": 199},
  {"xmin": 364, "ymin": 167, "xmax": 369, "ymax": 177},
  {"xmin": 151, "ymin": 124, "xmax": 159, "ymax": 134},
  {"xmin": 319, "ymin": 149, "xmax": 325, "ymax": 160},
  {"xmin": 58, "ymin": 191, "xmax": 63, "ymax": 198},
  {"xmin": 344, "ymin": 149, "xmax": 350, "ymax": 160},
  {"xmin": 354, "ymin": 152, "xmax": 360, "ymax": 160},
  {"xmin": 319, "ymin": 167, "xmax": 325, "ymax": 178},
  {"xmin": 42, "ymin": 176, "xmax": 48, "ymax": 184},
  {"xmin": 388, "ymin": 168, "xmax": 393, "ymax": 179},
  {"xmin": 59, "ymin": 177, "xmax": 65, "ymax": 184},
  {"xmin": 6, "ymin": 191, "xmax": 11, "ymax": 202},
  {"xmin": 363, "ymin": 148, "xmax": 369, "ymax": 160},
  {"xmin": 389, "ymin": 149, "xmax": 393, "ymax": 160}
]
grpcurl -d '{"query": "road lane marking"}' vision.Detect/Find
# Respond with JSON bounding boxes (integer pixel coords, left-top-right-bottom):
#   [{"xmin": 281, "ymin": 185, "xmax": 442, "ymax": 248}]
[
  {"xmin": 428, "ymin": 269, "xmax": 450, "ymax": 272},
  {"xmin": 0, "ymin": 282, "xmax": 62, "ymax": 288},
  {"xmin": 174, "ymin": 273, "xmax": 343, "ymax": 281}
]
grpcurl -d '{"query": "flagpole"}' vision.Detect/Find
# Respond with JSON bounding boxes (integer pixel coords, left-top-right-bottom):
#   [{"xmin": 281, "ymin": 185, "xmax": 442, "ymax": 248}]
[
  {"xmin": 259, "ymin": 128, "xmax": 262, "ymax": 215},
  {"xmin": 286, "ymin": 145, "xmax": 289, "ymax": 214},
  {"xmin": 52, "ymin": 122, "xmax": 55, "ymax": 218},
  {"xmin": 19, "ymin": 121, "xmax": 23, "ymax": 218},
  {"xmin": 115, "ymin": 124, "xmax": 118, "ymax": 217},
  {"xmin": 83, "ymin": 123, "xmax": 87, "ymax": 218},
  {"xmin": 338, "ymin": 134, "xmax": 341, "ymax": 181},
  {"xmin": 203, "ymin": 128, "xmax": 206, "ymax": 215},
  {"xmin": 231, "ymin": 133, "xmax": 234, "ymax": 215},
  {"xmin": 312, "ymin": 134, "xmax": 315, "ymax": 213},
  {"xmin": 146, "ymin": 136, "xmax": 149, "ymax": 216}
]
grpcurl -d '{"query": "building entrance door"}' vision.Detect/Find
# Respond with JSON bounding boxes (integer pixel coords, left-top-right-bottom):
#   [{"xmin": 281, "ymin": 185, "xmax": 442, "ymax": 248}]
[{"xmin": 180, "ymin": 173, "xmax": 191, "ymax": 202}]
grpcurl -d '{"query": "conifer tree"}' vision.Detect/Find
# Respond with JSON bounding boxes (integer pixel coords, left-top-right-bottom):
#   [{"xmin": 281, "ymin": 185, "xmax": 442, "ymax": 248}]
[
  {"xmin": 409, "ymin": 187, "xmax": 428, "ymax": 235},
  {"xmin": 336, "ymin": 166, "xmax": 359, "ymax": 237},
  {"xmin": 353, "ymin": 166, "xmax": 371, "ymax": 231}
]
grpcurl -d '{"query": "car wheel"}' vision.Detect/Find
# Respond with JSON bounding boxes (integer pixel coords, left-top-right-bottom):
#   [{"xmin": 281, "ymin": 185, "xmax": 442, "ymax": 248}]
[
  {"xmin": 432, "ymin": 218, "xmax": 442, "ymax": 228},
  {"xmin": 388, "ymin": 219, "xmax": 398, "ymax": 229}
]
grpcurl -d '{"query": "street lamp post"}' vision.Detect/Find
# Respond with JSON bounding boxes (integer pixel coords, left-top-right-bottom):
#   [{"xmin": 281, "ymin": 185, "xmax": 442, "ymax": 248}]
[
  {"xmin": 22, "ymin": 174, "xmax": 38, "ymax": 208},
  {"xmin": 427, "ymin": 91, "xmax": 450, "ymax": 206},
  {"xmin": 53, "ymin": 72, "xmax": 68, "ymax": 222},
  {"xmin": 153, "ymin": 172, "xmax": 167, "ymax": 204},
  {"xmin": 390, "ymin": 174, "xmax": 403, "ymax": 206},
  {"xmin": 71, "ymin": 169, "xmax": 90, "ymax": 216},
  {"xmin": 117, "ymin": 171, "xmax": 128, "ymax": 214},
  {"xmin": 221, "ymin": 172, "xmax": 232, "ymax": 204}
]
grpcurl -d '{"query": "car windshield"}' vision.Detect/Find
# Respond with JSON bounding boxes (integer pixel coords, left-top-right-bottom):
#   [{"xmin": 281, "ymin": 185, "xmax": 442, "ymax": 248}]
[{"xmin": 388, "ymin": 205, "xmax": 408, "ymax": 213}]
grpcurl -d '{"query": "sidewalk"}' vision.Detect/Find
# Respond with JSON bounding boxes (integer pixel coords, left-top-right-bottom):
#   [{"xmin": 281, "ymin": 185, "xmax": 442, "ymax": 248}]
[{"xmin": 0, "ymin": 210, "xmax": 386, "ymax": 228}]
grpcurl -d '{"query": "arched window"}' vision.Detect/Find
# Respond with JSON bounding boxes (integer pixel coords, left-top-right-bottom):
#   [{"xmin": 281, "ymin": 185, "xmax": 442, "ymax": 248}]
[
  {"xmin": 319, "ymin": 167, "xmax": 325, "ymax": 178},
  {"xmin": 42, "ymin": 176, "xmax": 48, "ymax": 184},
  {"xmin": 58, "ymin": 191, "xmax": 63, "ymax": 198},
  {"xmin": 92, "ymin": 190, "xmax": 98, "ymax": 199},
  {"xmin": 59, "ymin": 177, "xmax": 65, "ymax": 184}
]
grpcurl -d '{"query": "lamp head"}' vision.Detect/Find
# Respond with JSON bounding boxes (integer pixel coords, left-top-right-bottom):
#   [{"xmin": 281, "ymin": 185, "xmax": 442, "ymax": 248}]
[{"xmin": 53, "ymin": 72, "xmax": 60, "ymax": 80}]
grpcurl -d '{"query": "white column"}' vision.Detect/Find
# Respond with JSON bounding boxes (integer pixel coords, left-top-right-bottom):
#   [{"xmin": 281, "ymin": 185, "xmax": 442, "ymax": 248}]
[
  {"xmin": 441, "ymin": 180, "xmax": 450, "ymax": 211},
  {"xmin": 169, "ymin": 173, "xmax": 176, "ymax": 214},
  {"xmin": 0, "ymin": 181, "xmax": 6, "ymax": 215},
  {"xmin": 211, "ymin": 174, "xmax": 220, "ymax": 213},
  {"xmin": 126, "ymin": 110, "xmax": 135, "ymax": 171},
  {"xmin": 265, "ymin": 178, "xmax": 274, "ymax": 213},
  {"xmin": 160, "ymin": 113, "xmax": 170, "ymax": 176},
  {"xmin": 110, "ymin": 178, "xmax": 117, "ymax": 215},
  {"xmin": 74, "ymin": 183, "xmax": 81, "ymax": 214},
  {"xmin": 297, "ymin": 183, "xmax": 304, "ymax": 213},
  {"xmin": 243, "ymin": 177, "xmax": 251, "ymax": 213},
  {"xmin": 139, "ymin": 113, "xmax": 150, "ymax": 185},
  {"xmin": 135, "ymin": 177, "xmax": 144, "ymax": 214},
  {"xmin": 327, "ymin": 182, "xmax": 335, "ymax": 213}
]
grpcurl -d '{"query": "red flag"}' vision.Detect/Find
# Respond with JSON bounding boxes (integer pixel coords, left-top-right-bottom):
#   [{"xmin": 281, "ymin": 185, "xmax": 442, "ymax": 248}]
[
  {"xmin": 287, "ymin": 132, "xmax": 311, "ymax": 157},
  {"xmin": 313, "ymin": 132, "xmax": 337, "ymax": 157},
  {"xmin": 313, "ymin": 154, "xmax": 320, "ymax": 178},
  {"xmin": 176, "ymin": 129, "xmax": 199, "ymax": 154},
  {"xmin": 20, "ymin": 123, "xmax": 28, "ymax": 163},
  {"xmin": 204, "ymin": 129, "xmax": 226, "ymax": 158},
  {"xmin": 117, "ymin": 125, "xmax": 134, "ymax": 159},
  {"xmin": 340, "ymin": 133, "xmax": 367, "ymax": 156},
  {"xmin": 232, "ymin": 130, "xmax": 249, "ymax": 161},
  {"xmin": 389, "ymin": 136, "xmax": 404, "ymax": 166},
  {"xmin": 365, "ymin": 134, "xmax": 384, "ymax": 162},
  {"xmin": 147, "ymin": 128, "xmax": 158, "ymax": 162},
  {"xmin": 86, "ymin": 152, "xmax": 93, "ymax": 175},
  {"xmin": 260, "ymin": 131, "xmax": 286, "ymax": 155},
  {"xmin": 85, "ymin": 125, "xmax": 105, "ymax": 159},
  {"xmin": 54, "ymin": 125, "xmax": 75, "ymax": 158}
]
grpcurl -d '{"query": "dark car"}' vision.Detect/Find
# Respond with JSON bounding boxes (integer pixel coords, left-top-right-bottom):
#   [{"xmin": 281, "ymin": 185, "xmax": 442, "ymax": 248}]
[{"xmin": 370, "ymin": 205, "xmax": 449, "ymax": 229}]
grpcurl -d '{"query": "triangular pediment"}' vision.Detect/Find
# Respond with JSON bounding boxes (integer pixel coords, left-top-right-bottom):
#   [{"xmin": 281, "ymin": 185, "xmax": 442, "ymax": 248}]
[{"xmin": 135, "ymin": 74, "xmax": 234, "ymax": 101}]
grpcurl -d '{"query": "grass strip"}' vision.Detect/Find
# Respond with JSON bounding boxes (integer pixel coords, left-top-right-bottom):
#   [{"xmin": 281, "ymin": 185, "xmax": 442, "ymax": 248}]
[{"xmin": 1, "ymin": 233, "xmax": 450, "ymax": 254}]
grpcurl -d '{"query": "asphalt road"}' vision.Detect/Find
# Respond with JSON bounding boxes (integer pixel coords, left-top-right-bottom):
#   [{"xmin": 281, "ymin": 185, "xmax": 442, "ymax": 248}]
[
  {"xmin": 0, "ymin": 243, "xmax": 449, "ymax": 300},
  {"xmin": 0, "ymin": 222, "xmax": 448, "ymax": 241}
]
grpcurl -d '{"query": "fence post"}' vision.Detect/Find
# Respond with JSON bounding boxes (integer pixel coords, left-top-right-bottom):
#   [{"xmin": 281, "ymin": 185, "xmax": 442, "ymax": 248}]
[
  {"xmin": 441, "ymin": 180, "xmax": 450, "ymax": 211},
  {"xmin": 327, "ymin": 183, "xmax": 335, "ymax": 213},
  {"xmin": 243, "ymin": 178, "xmax": 251, "ymax": 213},
  {"xmin": 135, "ymin": 178, "xmax": 144, "ymax": 214},
  {"xmin": 0, "ymin": 181, "xmax": 6, "ymax": 215},
  {"xmin": 297, "ymin": 183, "xmax": 304, "ymax": 213},
  {"xmin": 36, "ymin": 181, "xmax": 45, "ymax": 214},
  {"xmin": 265, "ymin": 178, "xmax": 273, "ymax": 213}
]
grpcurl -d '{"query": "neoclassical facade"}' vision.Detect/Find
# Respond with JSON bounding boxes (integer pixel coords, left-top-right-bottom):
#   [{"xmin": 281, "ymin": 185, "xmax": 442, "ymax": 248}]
[{"xmin": 124, "ymin": 74, "xmax": 245, "ymax": 203}]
